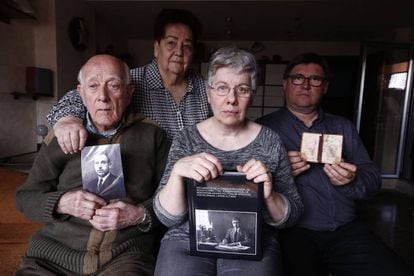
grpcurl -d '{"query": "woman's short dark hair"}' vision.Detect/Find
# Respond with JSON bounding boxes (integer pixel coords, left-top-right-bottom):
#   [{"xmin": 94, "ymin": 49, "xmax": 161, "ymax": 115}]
[
  {"xmin": 283, "ymin": 52, "xmax": 332, "ymax": 81},
  {"xmin": 153, "ymin": 9, "xmax": 202, "ymax": 43}
]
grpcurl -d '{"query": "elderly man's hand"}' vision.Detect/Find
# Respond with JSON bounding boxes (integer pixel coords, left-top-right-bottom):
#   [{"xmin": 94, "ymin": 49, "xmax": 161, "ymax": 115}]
[
  {"xmin": 287, "ymin": 151, "xmax": 310, "ymax": 176},
  {"xmin": 55, "ymin": 190, "xmax": 107, "ymax": 220},
  {"xmin": 323, "ymin": 162, "xmax": 357, "ymax": 186},
  {"xmin": 54, "ymin": 117, "xmax": 88, "ymax": 154},
  {"xmin": 89, "ymin": 202, "xmax": 146, "ymax": 232}
]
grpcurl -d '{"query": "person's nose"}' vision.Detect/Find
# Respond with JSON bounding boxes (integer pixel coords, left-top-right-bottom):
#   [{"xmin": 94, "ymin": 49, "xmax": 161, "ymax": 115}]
[
  {"xmin": 174, "ymin": 42, "xmax": 184, "ymax": 56},
  {"xmin": 301, "ymin": 78, "xmax": 311, "ymax": 89},
  {"xmin": 97, "ymin": 86, "xmax": 109, "ymax": 101},
  {"xmin": 226, "ymin": 88, "xmax": 238, "ymax": 104}
]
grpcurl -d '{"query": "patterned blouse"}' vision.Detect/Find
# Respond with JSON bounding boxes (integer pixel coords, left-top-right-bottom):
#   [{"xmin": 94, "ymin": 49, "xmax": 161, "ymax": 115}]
[{"xmin": 47, "ymin": 59, "xmax": 211, "ymax": 141}]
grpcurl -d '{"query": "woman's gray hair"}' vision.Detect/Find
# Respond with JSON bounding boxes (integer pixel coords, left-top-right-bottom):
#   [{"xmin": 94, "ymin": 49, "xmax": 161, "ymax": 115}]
[
  {"xmin": 77, "ymin": 55, "xmax": 131, "ymax": 85},
  {"xmin": 206, "ymin": 46, "xmax": 258, "ymax": 90}
]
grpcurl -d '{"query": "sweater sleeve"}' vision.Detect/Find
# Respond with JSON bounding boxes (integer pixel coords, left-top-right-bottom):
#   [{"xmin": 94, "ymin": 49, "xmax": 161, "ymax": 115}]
[
  {"xmin": 335, "ymin": 123, "xmax": 381, "ymax": 200},
  {"xmin": 47, "ymin": 90, "xmax": 86, "ymax": 126},
  {"xmin": 15, "ymin": 139, "xmax": 71, "ymax": 223},
  {"xmin": 153, "ymin": 131, "xmax": 191, "ymax": 228},
  {"xmin": 137, "ymin": 127, "xmax": 170, "ymax": 232},
  {"xmin": 263, "ymin": 128, "xmax": 304, "ymax": 228}
]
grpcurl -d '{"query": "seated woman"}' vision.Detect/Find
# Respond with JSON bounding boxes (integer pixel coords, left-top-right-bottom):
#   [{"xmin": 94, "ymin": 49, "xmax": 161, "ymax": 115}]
[{"xmin": 153, "ymin": 46, "xmax": 304, "ymax": 276}]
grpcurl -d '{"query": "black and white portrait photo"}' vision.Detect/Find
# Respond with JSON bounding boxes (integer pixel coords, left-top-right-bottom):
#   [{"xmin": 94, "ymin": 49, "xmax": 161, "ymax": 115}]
[{"xmin": 81, "ymin": 144, "xmax": 125, "ymax": 201}]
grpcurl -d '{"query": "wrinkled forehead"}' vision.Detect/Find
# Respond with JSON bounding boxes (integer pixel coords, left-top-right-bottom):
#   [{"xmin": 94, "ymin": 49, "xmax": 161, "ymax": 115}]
[
  {"xmin": 163, "ymin": 23, "xmax": 194, "ymax": 41},
  {"xmin": 82, "ymin": 63, "xmax": 124, "ymax": 82},
  {"xmin": 290, "ymin": 63, "xmax": 325, "ymax": 76},
  {"xmin": 80, "ymin": 56, "xmax": 126, "ymax": 82}
]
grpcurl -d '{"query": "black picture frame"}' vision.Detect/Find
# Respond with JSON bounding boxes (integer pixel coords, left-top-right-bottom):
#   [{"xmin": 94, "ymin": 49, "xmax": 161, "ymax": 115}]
[{"xmin": 187, "ymin": 172, "xmax": 263, "ymax": 260}]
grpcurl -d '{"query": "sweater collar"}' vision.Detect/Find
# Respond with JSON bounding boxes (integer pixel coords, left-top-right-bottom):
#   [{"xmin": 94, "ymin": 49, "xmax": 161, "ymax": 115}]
[{"xmin": 85, "ymin": 113, "xmax": 126, "ymax": 139}]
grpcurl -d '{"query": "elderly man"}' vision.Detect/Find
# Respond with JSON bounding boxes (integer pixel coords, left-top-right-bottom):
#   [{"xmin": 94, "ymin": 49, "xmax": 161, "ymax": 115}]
[
  {"xmin": 257, "ymin": 52, "xmax": 412, "ymax": 276},
  {"xmin": 15, "ymin": 55, "xmax": 169, "ymax": 275}
]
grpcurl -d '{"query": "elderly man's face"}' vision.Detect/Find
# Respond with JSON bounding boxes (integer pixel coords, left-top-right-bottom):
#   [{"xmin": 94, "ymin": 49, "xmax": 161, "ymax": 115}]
[
  {"xmin": 78, "ymin": 55, "xmax": 133, "ymax": 132},
  {"xmin": 94, "ymin": 153, "xmax": 110, "ymax": 177}
]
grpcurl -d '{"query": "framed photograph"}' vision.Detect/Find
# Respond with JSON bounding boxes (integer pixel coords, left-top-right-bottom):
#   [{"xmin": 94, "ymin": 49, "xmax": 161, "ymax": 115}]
[
  {"xmin": 301, "ymin": 132, "xmax": 343, "ymax": 164},
  {"xmin": 81, "ymin": 144, "xmax": 126, "ymax": 201},
  {"xmin": 187, "ymin": 172, "xmax": 263, "ymax": 260}
]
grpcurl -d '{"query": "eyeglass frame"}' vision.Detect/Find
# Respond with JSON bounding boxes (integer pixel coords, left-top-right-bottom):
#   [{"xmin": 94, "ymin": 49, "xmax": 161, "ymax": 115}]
[
  {"xmin": 208, "ymin": 83, "xmax": 254, "ymax": 97},
  {"xmin": 287, "ymin": 74, "xmax": 327, "ymax": 87}
]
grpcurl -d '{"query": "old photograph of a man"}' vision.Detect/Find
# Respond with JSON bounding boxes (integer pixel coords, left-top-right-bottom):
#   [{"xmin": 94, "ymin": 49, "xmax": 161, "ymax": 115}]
[
  {"xmin": 81, "ymin": 144, "xmax": 125, "ymax": 201},
  {"xmin": 194, "ymin": 209, "xmax": 257, "ymax": 256}
]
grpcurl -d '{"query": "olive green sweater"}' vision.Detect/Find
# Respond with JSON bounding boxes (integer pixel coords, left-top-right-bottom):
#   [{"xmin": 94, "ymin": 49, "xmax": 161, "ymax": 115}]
[{"xmin": 15, "ymin": 113, "xmax": 169, "ymax": 274}]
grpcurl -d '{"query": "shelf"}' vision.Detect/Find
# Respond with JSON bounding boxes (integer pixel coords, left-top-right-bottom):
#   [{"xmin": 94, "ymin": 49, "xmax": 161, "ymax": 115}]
[{"xmin": 10, "ymin": 91, "xmax": 38, "ymax": 100}]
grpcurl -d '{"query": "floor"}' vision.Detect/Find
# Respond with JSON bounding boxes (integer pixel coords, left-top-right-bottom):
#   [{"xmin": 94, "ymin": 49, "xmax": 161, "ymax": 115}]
[
  {"xmin": 357, "ymin": 181, "xmax": 414, "ymax": 272},
  {"xmin": 0, "ymin": 166, "xmax": 42, "ymax": 275},
  {"xmin": 1, "ymin": 153, "xmax": 413, "ymax": 273}
]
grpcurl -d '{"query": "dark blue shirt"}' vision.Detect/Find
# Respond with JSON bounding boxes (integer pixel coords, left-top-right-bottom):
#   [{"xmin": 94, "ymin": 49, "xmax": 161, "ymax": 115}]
[{"xmin": 257, "ymin": 108, "xmax": 381, "ymax": 231}]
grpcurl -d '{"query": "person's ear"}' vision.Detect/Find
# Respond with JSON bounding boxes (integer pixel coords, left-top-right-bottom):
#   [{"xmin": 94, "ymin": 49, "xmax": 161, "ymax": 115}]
[
  {"xmin": 154, "ymin": 41, "xmax": 160, "ymax": 58},
  {"xmin": 206, "ymin": 88, "xmax": 211, "ymax": 104},
  {"xmin": 125, "ymin": 84, "xmax": 134, "ymax": 103},
  {"xmin": 283, "ymin": 79, "xmax": 288, "ymax": 90},
  {"xmin": 77, "ymin": 84, "xmax": 85, "ymax": 98},
  {"xmin": 323, "ymin": 82, "xmax": 329, "ymax": 95},
  {"xmin": 282, "ymin": 79, "xmax": 289, "ymax": 96}
]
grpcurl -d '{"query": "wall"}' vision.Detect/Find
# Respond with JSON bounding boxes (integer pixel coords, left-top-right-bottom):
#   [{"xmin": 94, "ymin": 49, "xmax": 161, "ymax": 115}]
[
  {"xmin": 55, "ymin": 0, "xmax": 96, "ymax": 99},
  {"xmin": 0, "ymin": 6, "xmax": 37, "ymax": 157},
  {"xmin": 0, "ymin": 0, "xmax": 98, "ymax": 158},
  {"xmin": 32, "ymin": 0, "xmax": 57, "ymax": 143},
  {"xmin": 128, "ymin": 40, "xmax": 361, "ymax": 68}
]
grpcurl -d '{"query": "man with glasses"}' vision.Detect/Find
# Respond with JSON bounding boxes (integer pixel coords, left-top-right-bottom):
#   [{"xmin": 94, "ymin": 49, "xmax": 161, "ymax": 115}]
[{"xmin": 257, "ymin": 52, "xmax": 411, "ymax": 276}]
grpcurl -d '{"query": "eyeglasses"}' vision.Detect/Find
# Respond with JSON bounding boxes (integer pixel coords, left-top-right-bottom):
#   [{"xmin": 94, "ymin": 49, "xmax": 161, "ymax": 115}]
[
  {"xmin": 288, "ymin": 74, "xmax": 326, "ymax": 87},
  {"xmin": 209, "ymin": 84, "xmax": 253, "ymax": 97}
]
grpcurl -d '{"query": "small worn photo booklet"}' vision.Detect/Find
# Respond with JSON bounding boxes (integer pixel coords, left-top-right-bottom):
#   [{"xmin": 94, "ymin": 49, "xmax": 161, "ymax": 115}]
[
  {"xmin": 81, "ymin": 144, "xmax": 126, "ymax": 201},
  {"xmin": 186, "ymin": 172, "xmax": 263, "ymax": 260},
  {"xmin": 301, "ymin": 132, "xmax": 343, "ymax": 164}
]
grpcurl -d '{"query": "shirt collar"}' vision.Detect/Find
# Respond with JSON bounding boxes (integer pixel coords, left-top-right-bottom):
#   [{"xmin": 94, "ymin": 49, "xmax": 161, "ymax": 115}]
[
  {"xmin": 85, "ymin": 112, "xmax": 125, "ymax": 138},
  {"xmin": 285, "ymin": 107, "xmax": 325, "ymax": 128},
  {"xmin": 99, "ymin": 173, "xmax": 110, "ymax": 182}
]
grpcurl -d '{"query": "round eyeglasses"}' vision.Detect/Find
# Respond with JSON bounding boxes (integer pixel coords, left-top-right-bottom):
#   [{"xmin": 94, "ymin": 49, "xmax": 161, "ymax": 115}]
[
  {"xmin": 209, "ymin": 84, "xmax": 253, "ymax": 97},
  {"xmin": 288, "ymin": 74, "xmax": 326, "ymax": 87}
]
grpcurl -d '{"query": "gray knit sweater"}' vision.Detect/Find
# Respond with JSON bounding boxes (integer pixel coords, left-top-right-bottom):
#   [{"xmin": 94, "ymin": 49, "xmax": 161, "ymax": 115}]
[{"xmin": 153, "ymin": 124, "xmax": 303, "ymax": 241}]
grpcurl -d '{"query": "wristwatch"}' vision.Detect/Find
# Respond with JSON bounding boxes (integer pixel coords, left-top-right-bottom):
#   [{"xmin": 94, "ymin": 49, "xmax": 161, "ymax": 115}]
[{"xmin": 138, "ymin": 208, "xmax": 150, "ymax": 225}]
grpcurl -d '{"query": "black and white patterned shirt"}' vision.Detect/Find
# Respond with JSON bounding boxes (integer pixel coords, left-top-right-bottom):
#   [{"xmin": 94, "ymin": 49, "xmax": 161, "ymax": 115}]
[{"xmin": 47, "ymin": 59, "xmax": 211, "ymax": 141}]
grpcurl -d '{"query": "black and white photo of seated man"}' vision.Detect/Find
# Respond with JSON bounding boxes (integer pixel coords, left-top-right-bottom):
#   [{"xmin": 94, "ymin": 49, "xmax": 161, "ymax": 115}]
[{"xmin": 220, "ymin": 217, "xmax": 251, "ymax": 247}]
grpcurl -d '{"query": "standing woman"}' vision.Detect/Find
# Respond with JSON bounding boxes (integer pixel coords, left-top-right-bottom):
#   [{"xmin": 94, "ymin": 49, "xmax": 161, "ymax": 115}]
[
  {"xmin": 47, "ymin": 9, "xmax": 210, "ymax": 152},
  {"xmin": 153, "ymin": 46, "xmax": 303, "ymax": 276}
]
